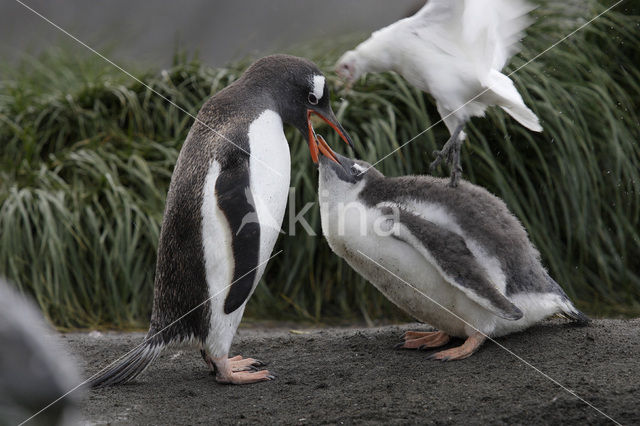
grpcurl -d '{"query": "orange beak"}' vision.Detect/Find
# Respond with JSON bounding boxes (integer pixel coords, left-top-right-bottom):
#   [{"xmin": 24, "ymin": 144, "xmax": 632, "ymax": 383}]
[
  {"xmin": 306, "ymin": 109, "xmax": 353, "ymax": 164},
  {"xmin": 316, "ymin": 134, "xmax": 338, "ymax": 163}
]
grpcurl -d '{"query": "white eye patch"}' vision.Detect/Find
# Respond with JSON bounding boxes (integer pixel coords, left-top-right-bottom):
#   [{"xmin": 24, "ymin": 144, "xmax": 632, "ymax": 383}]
[
  {"xmin": 351, "ymin": 163, "xmax": 367, "ymax": 174},
  {"xmin": 312, "ymin": 75, "xmax": 325, "ymax": 100}
]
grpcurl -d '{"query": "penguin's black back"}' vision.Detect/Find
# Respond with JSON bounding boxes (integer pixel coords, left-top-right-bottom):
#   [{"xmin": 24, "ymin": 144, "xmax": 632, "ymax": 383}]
[
  {"xmin": 148, "ymin": 79, "xmax": 259, "ymax": 344},
  {"xmin": 147, "ymin": 54, "xmax": 319, "ymax": 343},
  {"xmin": 91, "ymin": 55, "xmax": 328, "ymax": 387},
  {"xmin": 357, "ymin": 173, "xmax": 566, "ymax": 298}
]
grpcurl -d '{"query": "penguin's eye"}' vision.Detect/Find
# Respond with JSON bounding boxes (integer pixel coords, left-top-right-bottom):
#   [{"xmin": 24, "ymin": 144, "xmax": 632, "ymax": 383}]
[
  {"xmin": 308, "ymin": 92, "xmax": 319, "ymax": 105},
  {"xmin": 350, "ymin": 163, "xmax": 366, "ymax": 177}
]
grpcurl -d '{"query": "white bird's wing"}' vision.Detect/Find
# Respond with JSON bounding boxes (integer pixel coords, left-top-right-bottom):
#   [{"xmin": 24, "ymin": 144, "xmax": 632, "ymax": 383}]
[
  {"xmin": 380, "ymin": 205, "xmax": 523, "ymax": 321},
  {"xmin": 410, "ymin": 0, "xmax": 535, "ymax": 74},
  {"xmin": 412, "ymin": 0, "xmax": 463, "ymax": 25}
]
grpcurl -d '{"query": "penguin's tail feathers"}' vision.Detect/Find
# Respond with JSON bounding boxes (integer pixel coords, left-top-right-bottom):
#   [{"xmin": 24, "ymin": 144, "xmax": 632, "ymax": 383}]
[
  {"xmin": 546, "ymin": 273, "xmax": 591, "ymax": 326},
  {"xmin": 560, "ymin": 305, "xmax": 591, "ymax": 325},
  {"xmin": 89, "ymin": 338, "xmax": 164, "ymax": 388}
]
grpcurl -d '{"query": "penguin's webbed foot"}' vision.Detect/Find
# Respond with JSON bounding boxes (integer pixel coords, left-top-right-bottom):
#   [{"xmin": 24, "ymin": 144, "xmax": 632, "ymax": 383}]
[
  {"xmin": 228, "ymin": 354, "xmax": 266, "ymax": 372},
  {"xmin": 426, "ymin": 332, "xmax": 486, "ymax": 361},
  {"xmin": 394, "ymin": 330, "xmax": 450, "ymax": 350},
  {"xmin": 212, "ymin": 355, "xmax": 274, "ymax": 385},
  {"xmin": 216, "ymin": 369, "xmax": 275, "ymax": 385}
]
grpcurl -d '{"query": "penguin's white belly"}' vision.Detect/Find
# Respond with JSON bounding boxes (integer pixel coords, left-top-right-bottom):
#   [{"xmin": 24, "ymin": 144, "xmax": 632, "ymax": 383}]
[
  {"xmin": 321, "ymin": 204, "xmax": 495, "ymax": 337},
  {"xmin": 201, "ymin": 109, "xmax": 290, "ymax": 357},
  {"xmin": 247, "ymin": 109, "xmax": 291, "ymax": 291},
  {"xmin": 201, "ymin": 160, "xmax": 238, "ymax": 356}
]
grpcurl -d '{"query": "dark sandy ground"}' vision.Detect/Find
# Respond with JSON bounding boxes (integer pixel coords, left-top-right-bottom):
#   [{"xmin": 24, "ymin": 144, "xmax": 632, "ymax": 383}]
[{"xmin": 64, "ymin": 319, "xmax": 639, "ymax": 425}]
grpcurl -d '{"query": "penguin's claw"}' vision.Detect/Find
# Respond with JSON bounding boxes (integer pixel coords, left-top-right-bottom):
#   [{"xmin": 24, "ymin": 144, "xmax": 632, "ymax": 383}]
[{"xmin": 229, "ymin": 356, "xmax": 265, "ymax": 372}]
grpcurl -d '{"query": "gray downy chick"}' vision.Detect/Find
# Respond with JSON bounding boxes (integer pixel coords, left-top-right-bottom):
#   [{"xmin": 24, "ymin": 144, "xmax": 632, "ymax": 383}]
[{"xmin": 317, "ymin": 151, "xmax": 588, "ymax": 360}]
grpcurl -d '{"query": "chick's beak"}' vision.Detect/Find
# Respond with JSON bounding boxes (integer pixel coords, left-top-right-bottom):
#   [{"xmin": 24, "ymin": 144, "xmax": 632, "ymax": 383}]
[{"xmin": 306, "ymin": 109, "xmax": 354, "ymax": 164}]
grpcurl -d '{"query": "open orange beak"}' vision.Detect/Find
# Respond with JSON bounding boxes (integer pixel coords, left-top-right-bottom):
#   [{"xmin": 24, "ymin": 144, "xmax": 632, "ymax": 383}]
[{"xmin": 306, "ymin": 109, "xmax": 354, "ymax": 164}]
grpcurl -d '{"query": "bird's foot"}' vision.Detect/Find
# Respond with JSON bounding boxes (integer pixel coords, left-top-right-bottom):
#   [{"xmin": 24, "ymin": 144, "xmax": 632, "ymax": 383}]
[
  {"xmin": 228, "ymin": 354, "xmax": 266, "ymax": 372},
  {"xmin": 211, "ymin": 354, "xmax": 274, "ymax": 385},
  {"xmin": 429, "ymin": 146, "xmax": 452, "ymax": 174},
  {"xmin": 426, "ymin": 332, "xmax": 486, "ymax": 361},
  {"xmin": 429, "ymin": 129, "xmax": 465, "ymax": 187},
  {"xmin": 448, "ymin": 142, "xmax": 463, "ymax": 188},
  {"xmin": 394, "ymin": 330, "xmax": 450, "ymax": 350},
  {"xmin": 216, "ymin": 369, "xmax": 275, "ymax": 385}
]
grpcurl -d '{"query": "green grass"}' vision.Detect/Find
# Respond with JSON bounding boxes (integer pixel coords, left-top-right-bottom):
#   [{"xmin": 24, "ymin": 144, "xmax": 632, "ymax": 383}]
[{"xmin": 1, "ymin": 1, "xmax": 639, "ymax": 328}]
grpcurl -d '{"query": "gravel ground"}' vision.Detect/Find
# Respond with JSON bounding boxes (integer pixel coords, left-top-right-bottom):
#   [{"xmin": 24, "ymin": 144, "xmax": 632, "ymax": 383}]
[{"xmin": 63, "ymin": 319, "xmax": 639, "ymax": 425}]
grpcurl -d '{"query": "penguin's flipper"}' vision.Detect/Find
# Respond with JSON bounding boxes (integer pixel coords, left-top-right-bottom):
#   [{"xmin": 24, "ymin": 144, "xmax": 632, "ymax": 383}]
[
  {"xmin": 215, "ymin": 163, "xmax": 261, "ymax": 314},
  {"xmin": 385, "ymin": 206, "xmax": 523, "ymax": 321}
]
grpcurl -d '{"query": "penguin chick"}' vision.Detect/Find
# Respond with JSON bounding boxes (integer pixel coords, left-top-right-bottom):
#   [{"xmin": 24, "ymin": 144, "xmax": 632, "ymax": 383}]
[
  {"xmin": 317, "ymin": 150, "xmax": 588, "ymax": 361},
  {"xmin": 90, "ymin": 55, "xmax": 353, "ymax": 387}
]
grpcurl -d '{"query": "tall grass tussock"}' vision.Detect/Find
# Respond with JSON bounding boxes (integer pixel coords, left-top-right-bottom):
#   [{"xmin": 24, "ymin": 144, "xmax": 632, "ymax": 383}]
[{"xmin": 0, "ymin": 1, "xmax": 638, "ymax": 328}]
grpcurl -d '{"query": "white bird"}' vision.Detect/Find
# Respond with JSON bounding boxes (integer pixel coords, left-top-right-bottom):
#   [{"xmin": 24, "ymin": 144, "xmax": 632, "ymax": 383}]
[{"xmin": 336, "ymin": 0, "xmax": 543, "ymax": 187}]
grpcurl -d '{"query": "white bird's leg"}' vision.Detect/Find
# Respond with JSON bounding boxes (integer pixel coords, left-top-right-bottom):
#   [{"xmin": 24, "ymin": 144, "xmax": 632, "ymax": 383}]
[{"xmin": 429, "ymin": 123, "xmax": 465, "ymax": 187}]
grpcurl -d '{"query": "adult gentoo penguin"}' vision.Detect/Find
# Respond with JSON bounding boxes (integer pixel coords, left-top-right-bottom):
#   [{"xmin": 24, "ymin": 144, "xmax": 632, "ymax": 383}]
[
  {"xmin": 317, "ymin": 148, "xmax": 588, "ymax": 360},
  {"xmin": 90, "ymin": 55, "xmax": 353, "ymax": 386},
  {"xmin": 335, "ymin": 0, "xmax": 542, "ymax": 186}
]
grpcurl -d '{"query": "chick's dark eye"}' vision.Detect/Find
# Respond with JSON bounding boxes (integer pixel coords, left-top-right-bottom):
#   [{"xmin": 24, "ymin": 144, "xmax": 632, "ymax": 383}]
[
  {"xmin": 350, "ymin": 165, "xmax": 359, "ymax": 175},
  {"xmin": 308, "ymin": 92, "xmax": 318, "ymax": 105}
]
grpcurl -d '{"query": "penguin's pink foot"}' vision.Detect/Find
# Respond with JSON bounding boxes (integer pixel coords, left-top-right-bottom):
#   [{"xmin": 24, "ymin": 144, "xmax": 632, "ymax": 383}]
[
  {"xmin": 395, "ymin": 330, "xmax": 450, "ymax": 350},
  {"xmin": 228, "ymin": 355, "xmax": 266, "ymax": 372},
  {"xmin": 212, "ymin": 355, "xmax": 274, "ymax": 385},
  {"xmin": 201, "ymin": 351, "xmax": 267, "ymax": 375},
  {"xmin": 217, "ymin": 369, "xmax": 274, "ymax": 385},
  {"xmin": 401, "ymin": 330, "xmax": 435, "ymax": 340},
  {"xmin": 427, "ymin": 332, "xmax": 486, "ymax": 361}
]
